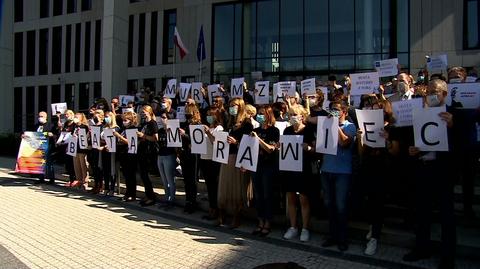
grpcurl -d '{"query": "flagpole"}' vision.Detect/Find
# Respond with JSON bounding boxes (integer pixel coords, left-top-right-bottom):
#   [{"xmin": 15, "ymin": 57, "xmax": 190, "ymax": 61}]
[
  {"xmin": 199, "ymin": 43, "xmax": 202, "ymax": 82},
  {"xmin": 173, "ymin": 45, "xmax": 176, "ymax": 79}
]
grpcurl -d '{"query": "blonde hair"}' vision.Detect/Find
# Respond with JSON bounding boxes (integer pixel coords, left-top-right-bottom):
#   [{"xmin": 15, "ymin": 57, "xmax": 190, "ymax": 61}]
[
  {"xmin": 142, "ymin": 105, "xmax": 156, "ymax": 121},
  {"xmin": 288, "ymin": 105, "xmax": 308, "ymax": 119},
  {"xmin": 95, "ymin": 109, "xmax": 105, "ymax": 121},
  {"xmin": 65, "ymin": 110, "xmax": 75, "ymax": 118},
  {"xmin": 229, "ymin": 97, "xmax": 248, "ymax": 127},
  {"xmin": 245, "ymin": 104, "xmax": 257, "ymax": 117},
  {"xmin": 105, "ymin": 111, "xmax": 118, "ymax": 128},
  {"xmin": 122, "ymin": 111, "xmax": 138, "ymax": 126},
  {"xmin": 185, "ymin": 103, "xmax": 202, "ymax": 124},
  {"xmin": 428, "ymin": 79, "xmax": 448, "ymax": 96},
  {"xmin": 74, "ymin": 113, "xmax": 89, "ymax": 126}
]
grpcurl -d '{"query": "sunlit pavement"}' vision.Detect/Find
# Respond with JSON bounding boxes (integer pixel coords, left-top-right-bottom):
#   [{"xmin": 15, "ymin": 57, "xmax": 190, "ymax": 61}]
[{"xmin": 0, "ymin": 157, "xmax": 478, "ymax": 269}]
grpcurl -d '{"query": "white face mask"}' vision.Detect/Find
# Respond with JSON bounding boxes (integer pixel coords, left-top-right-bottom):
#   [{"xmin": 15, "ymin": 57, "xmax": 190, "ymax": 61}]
[
  {"xmin": 426, "ymin": 94, "xmax": 441, "ymax": 107},
  {"xmin": 308, "ymin": 98, "xmax": 317, "ymax": 107},
  {"xmin": 38, "ymin": 117, "xmax": 46, "ymax": 124},
  {"xmin": 73, "ymin": 118, "xmax": 80, "ymax": 124}
]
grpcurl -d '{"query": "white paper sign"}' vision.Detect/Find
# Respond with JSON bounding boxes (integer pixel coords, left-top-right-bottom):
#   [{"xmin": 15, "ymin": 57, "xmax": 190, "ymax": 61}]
[
  {"xmin": 103, "ymin": 128, "xmax": 116, "ymax": 153},
  {"xmin": 90, "ymin": 126, "xmax": 101, "ymax": 149},
  {"xmin": 66, "ymin": 136, "xmax": 78, "ymax": 157},
  {"xmin": 189, "ymin": 125, "xmax": 208, "ymax": 154},
  {"xmin": 56, "ymin": 131, "xmax": 71, "ymax": 144},
  {"xmin": 125, "ymin": 128, "xmax": 138, "ymax": 154},
  {"xmin": 279, "ymin": 135, "xmax": 303, "ymax": 172},
  {"xmin": 191, "ymin": 82, "xmax": 204, "ymax": 104},
  {"xmin": 316, "ymin": 116, "xmax": 339, "ymax": 155},
  {"xmin": 391, "ymin": 98, "xmax": 424, "ymax": 127},
  {"xmin": 179, "ymin": 83, "xmax": 192, "ymax": 102},
  {"xmin": 274, "ymin": 121, "xmax": 290, "ymax": 135},
  {"xmin": 301, "ymin": 78, "xmax": 316, "ymax": 96},
  {"xmin": 119, "ymin": 95, "xmax": 135, "ymax": 107},
  {"xmin": 51, "ymin": 102, "xmax": 67, "ymax": 115},
  {"xmin": 78, "ymin": 128, "xmax": 88, "ymax": 150},
  {"xmin": 426, "ymin": 54, "xmax": 448, "ymax": 72},
  {"xmin": 466, "ymin": 76, "xmax": 478, "ymax": 83},
  {"xmin": 207, "ymin": 84, "xmax": 221, "ymax": 105},
  {"xmin": 350, "ymin": 72, "xmax": 380, "ymax": 95},
  {"xmin": 446, "ymin": 83, "xmax": 480, "ymax": 109},
  {"xmin": 319, "ymin": 87, "xmax": 329, "ymax": 109},
  {"xmin": 413, "ymin": 106, "xmax": 448, "ymax": 151},
  {"xmin": 176, "ymin": 106, "xmax": 186, "ymax": 122},
  {"xmin": 278, "ymin": 81, "xmax": 296, "ymax": 97},
  {"xmin": 374, "ymin": 58, "xmax": 399, "ymax": 77},
  {"xmin": 350, "ymin": 95, "xmax": 362, "ymax": 108},
  {"xmin": 272, "ymin": 83, "xmax": 283, "ymax": 103},
  {"xmin": 355, "ymin": 109, "xmax": 385, "ymax": 148},
  {"xmin": 164, "ymin": 79, "xmax": 177, "ymax": 98},
  {"xmin": 212, "ymin": 131, "xmax": 230, "ymax": 164},
  {"xmin": 231, "ymin": 77, "xmax": 245, "ymax": 98},
  {"xmin": 166, "ymin": 119, "xmax": 182, "ymax": 147},
  {"xmin": 255, "ymin": 81, "xmax": 270, "ymax": 105},
  {"xmin": 235, "ymin": 135, "xmax": 260, "ymax": 172}
]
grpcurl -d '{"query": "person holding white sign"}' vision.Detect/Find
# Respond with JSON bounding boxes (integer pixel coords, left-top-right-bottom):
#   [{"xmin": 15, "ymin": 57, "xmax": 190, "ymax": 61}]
[
  {"xmin": 217, "ymin": 98, "xmax": 254, "ymax": 228},
  {"xmin": 199, "ymin": 107, "xmax": 225, "ymax": 220},
  {"xmin": 250, "ymin": 105, "xmax": 280, "ymax": 237},
  {"xmin": 160, "ymin": 97, "xmax": 177, "ymax": 119},
  {"xmin": 72, "ymin": 113, "xmax": 90, "ymax": 191},
  {"xmin": 61, "ymin": 110, "xmax": 77, "ymax": 186},
  {"xmin": 177, "ymin": 104, "xmax": 203, "ymax": 214},
  {"xmin": 281, "ymin": 106, "xmax": 316, "ymax": 242},
  {"xmin": 403, "ymin": 79, "xmax": 456, "ymax": 269},
  {"xmin": 137, "ymin": 105, "xmax": 159, "ymax": 207},
  {"xmin": 320, "ymin": 101, "xmax": 357, "ymax": 251},
  {"xmin": 99, "ymin": 111, "xmax": 121, "ymax": 196},
  {"xmin": 113, "ymin": 112, "xmax": 139, "ymax": 202},
  {"xmin": 387, "ymin": 72, "xmax": 414, "ymax": 102},
  {"xmin": 356, "ymin": 99, "xmax": 400, "ymax": 256},
  {"xmin": 155, "ymin": 110, "xmax": 178, "ymax": 208}
]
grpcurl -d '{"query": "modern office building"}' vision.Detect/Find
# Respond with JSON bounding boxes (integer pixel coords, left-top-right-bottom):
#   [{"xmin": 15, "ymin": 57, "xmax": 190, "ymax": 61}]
[{"xmin": 0, "ymin": 0, "xmax": 479, "ymax": 133}]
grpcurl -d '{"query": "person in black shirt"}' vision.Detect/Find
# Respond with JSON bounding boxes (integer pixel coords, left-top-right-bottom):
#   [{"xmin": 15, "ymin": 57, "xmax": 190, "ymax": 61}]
[
  {"xmin": 28, "ymin": 111, "xmax": 57, "ymax": 184},
  {"xmin": 250, "ymin": 105, "xmax": 280, "ymax": 237},
  {"xmin": 156, "ymin": 111, "xmax": 177, "ymax": 207},
  {"xmin": 137, "ymin": 105, "xmax": 159, "ymax": 207}
]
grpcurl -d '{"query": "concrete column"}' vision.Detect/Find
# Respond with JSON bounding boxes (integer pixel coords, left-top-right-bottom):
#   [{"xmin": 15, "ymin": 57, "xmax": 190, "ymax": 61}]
[
  {"xmin": 101, "ymin": 0, "xmax": 129, "ymax": 100},
  {"xmin": 0, "ymin": 0, "xmax": 14, "ymax": 132}
]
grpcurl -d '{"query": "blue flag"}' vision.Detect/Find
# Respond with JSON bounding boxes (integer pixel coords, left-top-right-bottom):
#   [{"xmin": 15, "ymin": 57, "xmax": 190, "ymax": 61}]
[{"xmin": 197, "ymin": 25, "xmax": 206, "ymax": 62}]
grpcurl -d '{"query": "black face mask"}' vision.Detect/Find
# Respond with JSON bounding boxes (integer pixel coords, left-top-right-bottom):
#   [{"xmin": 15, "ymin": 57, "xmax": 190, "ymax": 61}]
[
  {"xmin": 93, "ymin": 117, "xmax": 99, "ymax": 124},
  {"xmin": 185, "ymin": 114, "xmax": 193, "ymax": 120}
]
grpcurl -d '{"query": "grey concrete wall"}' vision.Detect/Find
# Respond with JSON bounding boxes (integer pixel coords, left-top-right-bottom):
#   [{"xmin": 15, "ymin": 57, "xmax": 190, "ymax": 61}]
[{"xmin": 0, "ymin": 0, "xmax": 14, "ymax": 133}]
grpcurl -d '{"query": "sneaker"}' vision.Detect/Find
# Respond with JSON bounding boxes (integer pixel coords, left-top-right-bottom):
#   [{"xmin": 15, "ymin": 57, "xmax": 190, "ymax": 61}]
[
  {"xmin": 283, "ymin": 227, "xmax": 298, "ymax": 240},
  {"xmin": 365, "ymin": 225, "xmax": 372, "ymax": 240},
  {"xmin": 300, "ymin": 229, "xmax": 310, "ymax": 242},
  {"xmin": 364, "ymin": 238, "xmax": 377, "ymax": 256}
]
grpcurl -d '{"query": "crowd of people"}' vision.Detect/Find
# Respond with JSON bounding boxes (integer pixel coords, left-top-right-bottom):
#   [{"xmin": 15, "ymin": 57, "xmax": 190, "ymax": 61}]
[{"xmin": 28, "ymin": 66, "xmax": 480, "ymax": 269}]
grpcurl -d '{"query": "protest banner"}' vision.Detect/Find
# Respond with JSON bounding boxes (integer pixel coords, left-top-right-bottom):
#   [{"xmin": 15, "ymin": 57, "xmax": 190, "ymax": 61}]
[
  {"xmin": 207, "ymin": 84, "xmax": 221, "ymax": 105},
  {"xmin": 212, "ymin": 131, "xmax": 229, "ymax": 164},
  {"xmin": 126, "ymin": 129, "xmax": 138, "ymax": 154},
  {"xmin": 191, "ymin": 82, "xmax": 204, "ymax": 104},
  {"xmin": 279, "ymin": 135, "xmax": 303, "ymax": 172},
  {"xmin": 179, "ymin": 83, "xmax": 192, "ymax": 102},
  {"xmin": 90, "ymin": 126, "xmax": 101, "ymax": 149},
  {"xmin": 374, "ymin": 58, "xmax": 399, "ymax": 77},
  {"xmin": 119, "ymin": 95, "xmax": 135, "ymax": 107},
  {"xmin": 164, "ymin": 79, "xmax": 177, "ymax": 98},
  {"xmin": 426, "ymin": 54, "xmax": 448, "ymax": 73},
  {"xmin": 51, "ymin": 102, "xmax": 67, "ymax": 115},
  {"xmin": 66, "ymin": 136, "xmax": 78, "ymax": 157},
  {"xmin": 350, "ymin": 72, "xmax": 380, "ymax": 95},
  {"xmin": 445, "ymin": 83, "xmax": 480, "ymax": 109},
  {"xmin": 255, "ymin": 81, "xmax": 270, "ymax": 105},
  {"xmin": 78, "ymin": 128, "xmax": 88, "ymax": 150},
  {"xmin": 231, "ymin": 77, "xmax": 245, "ymax": 98},
  {"xmin": 103, "ymin": 128, "xmax": 116, "ymax": 152},
  {"xmin": 190, "ymin": 125, "xmax": 208, "ymax": 154},
  {"xmin": 316, "ymin": 116, "xmax": 339, "ymax": 155},
  {"xmin": 391, "ymin": 98, "xmax": 424, "ymax": 127},
  {"xmin": 166, "ymin": 119, "xmax": 182, "ymax": 147},
  {"xmin": 15, "ymin": 132, "xmax": 49, "ymax": 174},
  {"xmin": 301, "ymin": 78, "xmax": 316, "ymax": 96}
]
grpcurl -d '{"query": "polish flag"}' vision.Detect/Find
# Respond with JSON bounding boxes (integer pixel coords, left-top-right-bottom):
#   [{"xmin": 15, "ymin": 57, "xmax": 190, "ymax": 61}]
[{"xmin": 174, "ymin": 27, "xmax": 189, "ymax": 60}]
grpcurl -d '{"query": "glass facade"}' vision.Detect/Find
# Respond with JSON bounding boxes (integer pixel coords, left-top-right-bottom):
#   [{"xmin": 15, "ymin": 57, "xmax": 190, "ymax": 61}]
[
  {"xmin": 465, "ymin": 0, "xmax": 480, "ymax": 49},
  {"xmin": 212, "ymin": 0, "xmax": 409, "ymax": 84}
]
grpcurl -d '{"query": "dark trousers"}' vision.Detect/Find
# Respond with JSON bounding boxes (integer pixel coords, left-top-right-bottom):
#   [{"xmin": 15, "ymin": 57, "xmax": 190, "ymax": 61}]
[
  {"xmin": 39, "ymin": 149, "xmax": 55, "ymax": 182},
  {"xmin": 200, "ymin": 159, "xmax": 220, "ymax": 209},
  {"xmin": 180, "ymin": 152, "xmax": 197, "ymax": 204},
  {"xmin": 65, "ymin": 154, "xmax": 75, "ymax": 182},
  {"xmin": 138, "ymin": 152, "xmax": 156, "ymax": 200},
  {"xmin": 89, "ymin": 150, "xmax": 102, "ymax": 187},
  {"xmin": 362, "ymin": 158, "xmax": 387, "ymax": 239},
  {"xmin": 102, "ymin": 151, "xmax": 116, "ymax": 192},
  {"xmin": 453, "ymin": 151, "xmax": 476, "ymax": 212},
  {"xmin": 120, "ymin": 153, "xmax": 137, "ymax": 198},
  {"xmin": 413, "ymin": 160, "xmax": 456, "ymax": 262},
  {"xmin": 252, "ymin": 161, "xmax": 276, "ymax": 221}
]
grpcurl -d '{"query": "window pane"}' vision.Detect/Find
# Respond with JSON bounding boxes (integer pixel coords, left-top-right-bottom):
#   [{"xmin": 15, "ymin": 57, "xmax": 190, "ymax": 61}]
[
  {"xmin": 81, "ymin": 0, "xmax": 91, "ymax": 11},
  {"xmin": 213, "ymin": 61, "xmax": 233, "ymax": 74},
  {"xmin": 39, "ymin": 28, "xmax": 49, "ymax": 75},
  {"xmin": 305, "ymin": 56, "xmax": 328, "ymax": 71},
  {"xmin": 14, "ymin": 88, "xmax": 23, "ymax": 132},
  {"xmin": 66, "ymin": 25, "xmax": 72, "ymax": 72},
  {"xmin": 356, "ymin": 54, "xmax": 381, "ymax": 70},
  {"xmin": 257, "ymin": 58, "xmax": 279, "ymax": 73},
  {"xmin": 128, "ymin": 15, "xmax": 134, "ymax": 67},
  {"xmin": 94, "ymin": 82, "xmax": 102, "ymax": 100},
  {"xmin": 305, "ymin": 0, "xmax": 328, "ymax": 56},
  {"xmin": 234, "ymin": 4, "xmax": 242, "ymax": 60},
  {"xmin": 257, "ymin": 0, "xmax": 279, "ymax": 59},
  {"xmin": 280, "ymin": 0, "xmax": 303, "ymax": 57},
  {"xmin": 75, "ymin": 23, "xmax": 81, "ymax": 72},
  {"xmin": 162, "ymin": 10, "xmax": 176, "ymax": 64},
  {"xmin": 330, "ymin": 55, "xmax": 354, "ymax": 70},
  {"xmin": 40, "ymin": 0, "xmax": 49, "ymax": 18},
  {"xmin": 243, "ymin": 3, "xmax": 256, "ymax": 59},
  {"xmin": 397, "ymin": 0, "xmax": 409, "ymax": 52},
  {"xmin": 356, "ymin": 0, "xmax": 382, "ymax": 53},
  {"xmin": 467, "ymin": 0, "xmax": 479, "ymax": 48},
  {"xmin": 84, "ymin": 21, "xmax": 91, "ymax": 71},
  {"xmin": 79, "ymin": 83, "xmax": 89, "ymax": 110},
  {"xmin": 138, "ymin": 13, "xmax": 146, "ymax": 66},
  {"xmin": 26, "ymin": 31, "xmax": 35, "ymax": 76},
  {"xmin": 52, "ymin": 26, "xmax": 62, "ymax": 74},
  {"xmin": 51, "ymin": 85, "xmax": 61, "ymax": 103},
  {"xmin": 67, "ymin": 0, "xmax": 76, "ymax": 13},
  {"xmin": 381, "ymin": 0, "xmax": 390, "ymax": 53},
  {"xmin": 280, "ymin": 57, "xmax": 303, "ymax": 72},
  {"xmin": 94, "ymin": 20, "xmax": 101, "ymax": 70},
  {"xmin": 330, "ymin": 0, "xmax": 354, "ymax": 54},
  {"xmin": 65, "ymin": 84, "xmax": 75, "ymax": 109},
  {"xmin": 53, "ymin": 0, "xmax": 63, "ymax": 16},
  {"xmin": 38, "ymin": 86, "xmax": 48, "ymax": 113},
  {"xmin": 15, "ymin": 0, "xmax": 23, "ymax": 22},
  {"xmin": 150, "ymin": 12, "xmax": 158, "ymax": 65},
  {"xmin": 214, "ymin": 5, "xmax": 234, "ymax": 61},
  {"xmin": 26, "ymin": 87, "xmax": 35, "ymax": 131},
  {"xmin": 14, "ymin": 32, "xmax": 23, "ymax": 77}
]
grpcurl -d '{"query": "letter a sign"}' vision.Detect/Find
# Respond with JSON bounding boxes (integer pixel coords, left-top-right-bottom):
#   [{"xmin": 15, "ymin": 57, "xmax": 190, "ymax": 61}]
[{"xmin": 235, "ymin": 135, "xmax": 259, "ymax": 172}]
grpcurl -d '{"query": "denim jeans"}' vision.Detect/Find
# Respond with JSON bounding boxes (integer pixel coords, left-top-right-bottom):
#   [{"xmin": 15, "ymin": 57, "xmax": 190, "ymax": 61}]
[
  {"xmin": 321, "ymin": 172, "xmax": 351, "ymax": 244},
  {"xmin": 157, "ymin": 154, "xmax": 177, "ymax": 202}
]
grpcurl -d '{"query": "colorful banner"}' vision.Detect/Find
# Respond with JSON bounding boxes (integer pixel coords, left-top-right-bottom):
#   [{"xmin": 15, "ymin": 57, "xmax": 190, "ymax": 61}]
[{"xmin": 15, "ymin": 132, "xmax": 49, "ymax": 175}]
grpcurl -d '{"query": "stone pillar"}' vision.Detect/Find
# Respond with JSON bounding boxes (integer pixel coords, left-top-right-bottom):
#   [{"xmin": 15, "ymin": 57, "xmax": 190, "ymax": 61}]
[
  {"xmin": 101, "ymin": 0, "xmax": 129, "ymax": 101},
  {"xmin": 0, "ymin": 0, "xmax": 14, "ymax": 132}
]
